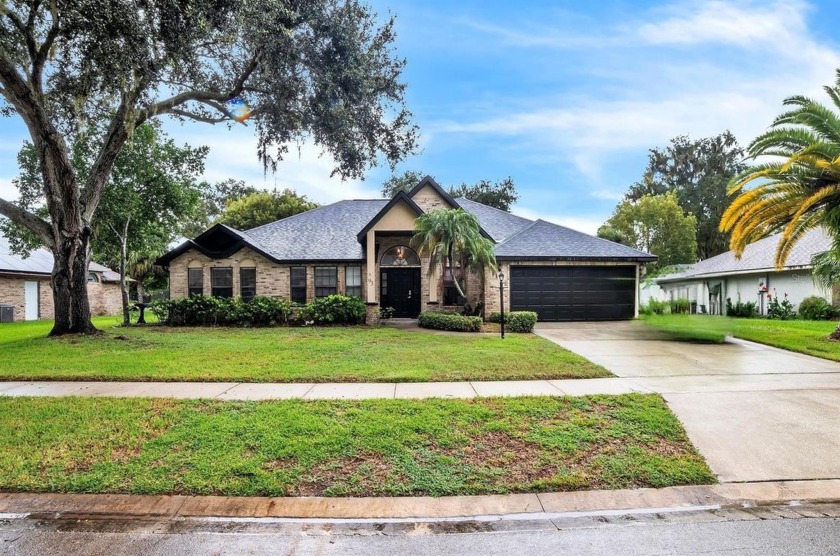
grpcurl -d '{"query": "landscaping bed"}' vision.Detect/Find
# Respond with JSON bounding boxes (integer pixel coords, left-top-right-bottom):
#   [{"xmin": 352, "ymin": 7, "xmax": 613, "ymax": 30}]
[
  {"xmin": 0, "ymin": 318, "xmax": 610, "ymax": 382},
  {"xmin": 0, "ymin": 394, "xmax": 714, "ymax": 497},
  {"xmin": 642, "ymin": 314, "xmax": 840, "ymax": 361}
]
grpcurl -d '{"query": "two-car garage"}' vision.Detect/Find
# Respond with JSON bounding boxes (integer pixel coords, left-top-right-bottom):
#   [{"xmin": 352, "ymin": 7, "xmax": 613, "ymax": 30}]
[{"xmin": 509, "ymin": 265, "xmax": 638, "ymax": 322}]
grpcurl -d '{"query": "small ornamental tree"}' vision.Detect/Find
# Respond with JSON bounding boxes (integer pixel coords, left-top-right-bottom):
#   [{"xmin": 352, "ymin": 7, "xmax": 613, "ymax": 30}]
[
  {"xmin": 411, "ymin": 209, "xmax": 497, "ymax": 301},
  {"xmin": 0, "ymin": 0, "xmax": 417, "ymax": 335}
]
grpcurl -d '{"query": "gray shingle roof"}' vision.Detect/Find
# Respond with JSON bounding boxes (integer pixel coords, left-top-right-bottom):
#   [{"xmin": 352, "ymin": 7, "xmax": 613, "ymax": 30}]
[
  {"xmin": 163, "ymin": 198, "xmax": 656, "ymax": 263},
  {"xmin": 658, "ymin": 227, "xmax": 832, "ymax": 283},
  {"xmin": 244, "ymin": 200, "xmax": 388, "ymax": 261},
  {"xmin": 455, "ymin": 198, "xmax": 534, "ymax": 242},
  {"xmin": 0, "ymin": 233, "xmax": 116, "ymax": 276},
  {"xmin": 494, "ymin": 219, "xmax": 657, "ymax": 261}
]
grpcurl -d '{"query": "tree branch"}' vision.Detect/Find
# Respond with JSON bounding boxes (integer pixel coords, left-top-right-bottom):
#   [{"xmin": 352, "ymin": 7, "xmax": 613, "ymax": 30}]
[
  {"xmin": 0, "ymin": 197, "xmax": 53, "ymax": 247},
  {"xmin": 169, "ymin": 108, "xmax": 230, "ymax": 124},
  {"xmin": 32, "ymin": 6, "xmax": 61, "ymax": 93},
  {"xmin": 138, "ymin": 51, "xmax": 262, "ymax": 122}
]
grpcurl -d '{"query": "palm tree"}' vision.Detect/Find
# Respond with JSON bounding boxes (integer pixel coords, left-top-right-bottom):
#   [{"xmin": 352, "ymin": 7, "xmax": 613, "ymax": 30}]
[
  {"xmin": 721, "ymin": 69, "xmax": 840, "ymax": 266},
  {"xmin": 411, "ymin": 209, "xmax": 497, "ymax": 301}
]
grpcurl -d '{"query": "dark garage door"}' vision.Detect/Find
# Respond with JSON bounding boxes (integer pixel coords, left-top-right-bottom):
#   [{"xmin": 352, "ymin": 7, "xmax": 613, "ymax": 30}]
[{"xmin": 510, "ymin": 266, "xmax": 637, "ymax": 321}]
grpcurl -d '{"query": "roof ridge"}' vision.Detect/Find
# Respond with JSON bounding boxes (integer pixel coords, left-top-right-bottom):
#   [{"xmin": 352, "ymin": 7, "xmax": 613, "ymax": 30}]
[
  {"xmin": 532, "ymin": 218, "xmax": 654, "ymax": 258},
  {"xmin": 494, "ymin": 219, "xmax": 540, "ymax": 249}
]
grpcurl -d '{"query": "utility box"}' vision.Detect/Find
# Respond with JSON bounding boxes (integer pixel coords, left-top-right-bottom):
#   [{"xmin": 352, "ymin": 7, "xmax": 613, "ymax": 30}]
[{"xmin": 0, "ymin": 305, "xmax": 14, "ymax": 323}]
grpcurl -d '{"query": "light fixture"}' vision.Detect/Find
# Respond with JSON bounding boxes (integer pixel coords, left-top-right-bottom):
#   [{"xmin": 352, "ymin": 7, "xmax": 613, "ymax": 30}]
[
  {"xmin": 396, "ymin": 246, "xmax": 405, "ymax": 260},
  {"xmin": 498, "ymin": 270, "xmax": 505, "ymax": 283}
]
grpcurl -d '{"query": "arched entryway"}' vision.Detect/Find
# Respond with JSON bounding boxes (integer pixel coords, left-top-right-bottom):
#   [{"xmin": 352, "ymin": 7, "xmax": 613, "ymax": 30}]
[{"xmin": 380, "ymin": 245, "xmax": 421, "ymax": 318}]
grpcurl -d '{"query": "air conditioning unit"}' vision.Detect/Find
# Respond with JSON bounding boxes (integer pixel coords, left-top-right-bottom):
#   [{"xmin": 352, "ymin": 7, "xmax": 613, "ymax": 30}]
[{"xmin": 0, "ymin": 305, "xmax": 14, "ymax": 323}]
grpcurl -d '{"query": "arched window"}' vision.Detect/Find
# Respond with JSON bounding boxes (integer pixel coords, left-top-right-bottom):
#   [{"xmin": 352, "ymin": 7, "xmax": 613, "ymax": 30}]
[
  {"xmin": 380, "ymin": 245, "xmax": 420, "ymax": 267},
  {"xmin": 87, "ymin": 272, "xmax": 99, "ymax": 283}
]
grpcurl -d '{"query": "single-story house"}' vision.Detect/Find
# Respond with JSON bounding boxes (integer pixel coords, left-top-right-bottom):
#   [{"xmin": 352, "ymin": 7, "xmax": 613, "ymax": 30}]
[
  {"xmin": 656, "ymin": 227, "xmax": 835, "ymax": 315},
  {"xmin": 157, "ymin": 177, "xmax": 656, "ymax": 323},
  {"xmin": 0, "ymin": 234, "xmax": 123, "ymax": 322}
]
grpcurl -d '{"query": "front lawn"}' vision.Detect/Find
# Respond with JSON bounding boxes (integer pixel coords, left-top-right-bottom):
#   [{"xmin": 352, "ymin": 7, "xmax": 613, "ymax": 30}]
[
  {"xmin": 642, "ymin": 314, "xmax": 840, "ymax": 361},
  {"xmin": 0, "ymin": 318, "xmax": 609, "ymax": 382},
  {"xmin": 0, "ymin": 395, "xmax": 714, "ymax": 497}
]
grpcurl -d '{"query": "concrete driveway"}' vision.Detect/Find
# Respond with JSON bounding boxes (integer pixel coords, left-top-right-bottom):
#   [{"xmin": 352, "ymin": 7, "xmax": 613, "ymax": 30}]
[{"xmin": 535, "ymin": 321, "xmax": 840, "ymax": 483}]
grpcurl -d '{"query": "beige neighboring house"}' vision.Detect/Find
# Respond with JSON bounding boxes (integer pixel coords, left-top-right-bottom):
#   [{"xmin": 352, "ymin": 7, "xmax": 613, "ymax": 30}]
[
  {"xmin": 157, "ymin": 177, "xmax": 656, "ymax": 323},
  {"xmin": 0, "ymin": 235, "xmax": 123, "ymax": 322},
  {"xmin": 657, "ymin": 228, "xmax": 836, "ymax": 316}
]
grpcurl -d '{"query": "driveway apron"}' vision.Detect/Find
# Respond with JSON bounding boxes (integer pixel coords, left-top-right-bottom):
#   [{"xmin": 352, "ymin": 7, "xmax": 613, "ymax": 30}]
[{"xmin": 535, "ymin": 321, "xmax": 840, "ymax": 483}]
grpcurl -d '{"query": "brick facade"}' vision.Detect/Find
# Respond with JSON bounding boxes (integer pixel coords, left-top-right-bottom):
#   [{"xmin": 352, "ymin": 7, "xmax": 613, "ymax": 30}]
[
  {"xmin": 168, "ymin": 247, "xmax": 366, "ymax": 303},
  {"xmin": 0, "ymin": 272, "xmax": 122, "ymax": 322},
  {"xmin": 166, "ymin": 238, "xmax": 485, "ymax": 322}
]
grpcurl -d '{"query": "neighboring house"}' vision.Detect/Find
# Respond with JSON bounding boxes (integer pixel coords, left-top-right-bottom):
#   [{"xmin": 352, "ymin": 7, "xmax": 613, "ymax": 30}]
[
  {"xmin": 0, "ymin": 235, "xmax": 123, "ymax": 322},
  {"xmin": 157, "ymin": 177, "xmax": 656, "ymax": 322},
  {"xmin": 657, "ymin": 228, "xmax": 834, "ymax": 315},
  {"xmin": 640, "ymin": 265, "xmax": 691, "ymax": 306}
]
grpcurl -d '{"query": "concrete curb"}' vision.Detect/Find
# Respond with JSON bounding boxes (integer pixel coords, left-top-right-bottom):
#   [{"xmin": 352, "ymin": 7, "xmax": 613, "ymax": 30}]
[{"xmin": 2, "ymin": 480, "xmax": 840, "ymax": 521}]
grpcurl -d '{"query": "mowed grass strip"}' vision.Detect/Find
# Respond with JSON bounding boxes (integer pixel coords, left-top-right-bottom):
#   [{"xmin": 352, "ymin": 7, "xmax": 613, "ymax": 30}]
[
  {"xmin": 642, "ymin": 314, "xmax": 840, "ymax": 361},
  {"xmin": 0, "ymin": 395, "xmax": 714, "ymax": 497},
  {"xmin": 0, "ymin": 318, "xmax": 609, "ymax": 382}
]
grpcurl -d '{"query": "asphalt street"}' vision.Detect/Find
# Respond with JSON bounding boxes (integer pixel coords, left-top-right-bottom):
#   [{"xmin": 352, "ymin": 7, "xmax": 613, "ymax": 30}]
[{"xmin": 3, "ymin": 504, "xmax": 840, "ymax": 555}]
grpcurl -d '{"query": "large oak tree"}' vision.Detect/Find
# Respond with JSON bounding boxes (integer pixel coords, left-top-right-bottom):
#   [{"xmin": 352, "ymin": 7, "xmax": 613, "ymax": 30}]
[{"xmin": 0, "ymin": 0, "xmax": 417, "ymax": 335}]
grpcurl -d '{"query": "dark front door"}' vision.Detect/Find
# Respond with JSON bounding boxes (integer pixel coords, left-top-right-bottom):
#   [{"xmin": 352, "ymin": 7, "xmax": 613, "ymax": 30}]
[
  {"xmin": 510, "ymin": 265, "xmax": 636, "ymax": 321},
  {"xmin": 381, "ymin": 268, "xmax": 421, "ymax": 318}
]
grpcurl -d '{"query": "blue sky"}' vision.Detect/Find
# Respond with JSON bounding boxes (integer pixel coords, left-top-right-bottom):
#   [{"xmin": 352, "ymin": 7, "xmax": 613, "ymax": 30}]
[{"xmin": 1, "ymin": 0, "xmax": 839, "ymax": 233}]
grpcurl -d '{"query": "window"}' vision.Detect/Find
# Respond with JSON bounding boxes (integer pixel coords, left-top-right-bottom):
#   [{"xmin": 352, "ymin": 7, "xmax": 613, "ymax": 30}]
[
  {"xmin": 240, "ymin": 267, "xmax": 256, "ymax": 301},
  {"xmin": 87, "ymin": 272, "xmax": 99, "ymax": 283},
  {"xmin": 443, "ymin": 267, "xmax": 464, "ymax": 305},
  {"xmin": 345, "ymin": 266, "xmax": 362, "ymax": 298},
  {"xmin": 291, "ymin": 267, "xmax": 307, "ymax": 304},
  {"xmin": 380, "ymin": 245, "xmax": 420, "ymax": 267},
  {"xmin": 210, "ymin": 267, "xmax": 233, "ymax": 298},
  {"xmin": 315, "ymin": 267, "xmax": 338, "ymax": 298},
  {"xmin": 188, "ymin": 268, "xmax": 204, "ymax": 296},
  {"xmin": 381, "ymin": 271, "xmax": 388, "ymax": 296}
]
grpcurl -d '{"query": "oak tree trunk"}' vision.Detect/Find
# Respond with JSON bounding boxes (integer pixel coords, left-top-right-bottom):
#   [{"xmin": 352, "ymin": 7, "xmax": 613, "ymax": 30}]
[{"xmin": 49, "ymin": 231, "xmax": 97, "ymax": 336}]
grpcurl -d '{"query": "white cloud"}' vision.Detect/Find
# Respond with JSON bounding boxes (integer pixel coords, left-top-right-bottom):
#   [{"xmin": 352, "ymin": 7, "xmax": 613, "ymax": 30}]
[
  {"xmin": 436, "ymin": 0, "xmax": 840, "ymax": 181},
  {"xmin": 0, "ymin": 177, "xmax": 17, "ymax": 202},
  {"xmin": 169, "ymin": 123, "xmax": 383, "ymax": 204},
  {"xmin": 638, "ymin": 0, "xmax": 807, "ymax": 47}
]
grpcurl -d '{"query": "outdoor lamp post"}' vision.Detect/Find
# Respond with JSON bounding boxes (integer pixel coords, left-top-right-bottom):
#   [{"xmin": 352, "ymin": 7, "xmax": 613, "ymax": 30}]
[{"xmin": 498, "ymin": 270, "xmax": 505, "ymax": 340}]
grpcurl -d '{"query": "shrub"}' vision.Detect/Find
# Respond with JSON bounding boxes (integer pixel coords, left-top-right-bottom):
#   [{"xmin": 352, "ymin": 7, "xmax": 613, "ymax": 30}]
[
  {"xmin": 798, "ymin": 296, "xmax": 839, "ymax": 321},
  {"xmin": 237, "ymin": 296, "xmax": 294, "ymax": 326},
  {"xmin": 418, "ymin": 311, "xmax": 482, "ymax": 332},
  {"xmin": 300, "ymin": 295, "xmax": 366, "ymax": 325},
  {"xmin": 152, "ymin": 295, "xmax": 294, "ymax": 327},
  {"xmin": 767, "ymin": 292, "xmax": 796, "ymax": 320},
  {"xmin": 486, "ymin": 311, "xmax": 537, "ymax": 332},
  {"xmin": 149, "ymin": 299, "xmax": 170, "ymax": 323},
  {"xmin": 670, "ymin": 298, "xmax": 690, "ymax": 314},
  {"xmin": 376, "ymin": 306, "xmax": 395, "ymax": 323},
  {"xmin": 643, "ymin": 299, "xmax": 668, "ymax": 315},
  {"xmin": 725, "ymin": 298, "xmax": 757, "ymax": 318},
  {"xmin": 505, "ymin": 311, "xmax": 537, "ymax": 333}
]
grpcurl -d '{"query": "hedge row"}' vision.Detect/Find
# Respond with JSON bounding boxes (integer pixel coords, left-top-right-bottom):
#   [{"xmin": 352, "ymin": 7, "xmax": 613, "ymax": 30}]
[
  {"xmin": 486, "ymin": 311, "xmax": 538, "ymax": 333},
  {"xmin": 149, "ymin": 294, "xmax": 365, "ymax": 327},
  {"xmin": 418, "ymin": 311, "xmax": 483, "ymax": 332}
]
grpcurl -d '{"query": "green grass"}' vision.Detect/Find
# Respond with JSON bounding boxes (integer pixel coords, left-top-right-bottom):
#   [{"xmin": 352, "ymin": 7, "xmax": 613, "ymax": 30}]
[
  {"xmin": 642, "ymin": 314, "xmax": 840, "ymax": 361},
  {"xmin": 0, "ymin": 318, "xmax": 610, "ymax": 382},
  {"xmin": 0, "ymin": 395, "xmax": 714, "ymax": 496}
]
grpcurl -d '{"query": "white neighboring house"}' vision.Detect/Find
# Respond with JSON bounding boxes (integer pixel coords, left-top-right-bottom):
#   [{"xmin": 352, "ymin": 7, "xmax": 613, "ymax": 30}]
[
  {"xmin": 640, "ymin": 265, "xmax": 691, "ymax": 306},
  {"xmin": 656, "ymin": 228, "xmax": 835, "ymax": 316}
]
